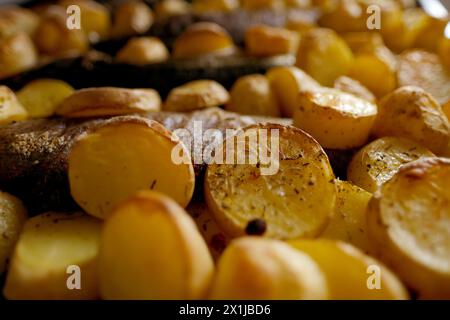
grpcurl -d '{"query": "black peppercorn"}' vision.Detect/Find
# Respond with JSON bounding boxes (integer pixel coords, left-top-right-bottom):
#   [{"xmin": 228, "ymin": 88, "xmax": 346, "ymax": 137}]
[{"xmin": 245, "ymin": 218, "xmax": 267, "ymax": 236}]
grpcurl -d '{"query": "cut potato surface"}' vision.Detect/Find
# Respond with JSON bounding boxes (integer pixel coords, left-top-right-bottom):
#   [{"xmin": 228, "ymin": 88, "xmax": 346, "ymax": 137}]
[
  {"xmin": 57, "ymin": 87, "xmax": 161, "ymax": 118},
  {"xmin": 333, "ymin": 76, "xmax": 375, "ymax": 103},
  {"xmin": 320, "ymin": 180, "xmax": 371, "ymax": 252},
  {"xmin": 99, "ymin": 191, "xmax": 214, "ymax": 300},
  {"xmin": 373, "ymin": 86, "xmax": 450, "ymax": 155},
  {"xmin": 348, "ymin": 136, "xmax": 435, "ymax": 193},
  {"xmin": 245, "ymin": 25, "xmax": 299, "ymax": 57},
  {"xmin": 289, "ymin": 239, "xmax": 408, "ymax": 300},
  {"xmin": 3, "ymin": 212, "xmax": 101, "ymax": 300},
  {"xmin": 0, "ymin": 191, "xmax": 27, "ymax": 274},
  {"xmin": 164, "ymin": 80, "xmax": 229, "ymax": 112},
  {"xmin": 209, "ymin": 237, "xmax": 328, "ymax": 300},
  {"xmin": 226, "ymin": 74, "xmax": 280, "ymax": 117},
  {"xmin": 204, "ymin": 123, "xmax": 336, "ymax": 240},
  {"xmin": 0, "ymin": 85, "xmax": 27, "ymax": 125},
  {"xmin": 17, "ymin": 79, "xmax": 74, "ymax": 118},
  {"xmin": 294, "ymin": 88, "xmax": 377, "ymax": 149},
  {"xmin": 68, "ymin": 117, "xmax": 195, "ymax": 219},
  {"xmin": 266, "ymin": 66, "xmax": 321, "ymax": 117},
  {"xmin": 367, "ymin": 157, "xmax": 450, "ymax": 299}
]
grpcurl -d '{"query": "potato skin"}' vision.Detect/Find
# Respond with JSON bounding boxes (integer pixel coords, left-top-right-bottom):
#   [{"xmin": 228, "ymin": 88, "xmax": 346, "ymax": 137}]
[{"xmin": 367, "ymin": 157, "xmax": 450, "ymax": 299}]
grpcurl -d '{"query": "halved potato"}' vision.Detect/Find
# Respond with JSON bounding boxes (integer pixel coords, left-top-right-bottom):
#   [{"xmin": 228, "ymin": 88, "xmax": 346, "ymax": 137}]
[
  {"xmin": 0, "ymin": 191, "xmax": 27, "ymax": 274},
  {"xmin": 112, "ymin": 0, "xmax": 154, "ymax": 38},
  {"xmin": 320, "ymin": 180, "xmax": 372, "ymax": 252},
  {"xmin": 294, "ymin": 88, "xmax": 377, "ymax": 149},
  {"xmin": 99, "ymin": 190, "xmax": 214, "ymax": 300},
  {"xmin": 3, "ymin": 212, "xmax": 101, "ymax": 300},
  {"xmin": 116, "ymin": 37, "xmax": 169, "ymax": 65},
  {"xmin": 56, "ymin": 87, "xmax": 161, "ymax": 118},
  {"xmin": 367, "ymin": 157, "xmax": 450, "ymax": 299},
  {"xmin": 373, "ymin": 86, "xmax": 450, "ymax": 155},
  {"xmin": 289, "ymin": 239, "xmax": 408, "ymax": 300},
  {"xmin": 397, "ymin": 49, "xmax": 450, "ymax": 105},
  {"xmin": 209, "ymin": 237, "xmax": 328, "ymax": 299},
  {"xmin": 245, "ymin": 25, "xmax": 299, "ymax": 57},
  {"xmin": 226, "ymin": 74, "xmax": 280, "ymax": 117},
  {"xmin": 266, "ymin": 66, "xmax": 321, "ymax": 117},
  {"xmin": 164, "ymin": 80, "xmax": 229, "ymax": 112},
  {"xmin": 296, "ymin": 28, "xmax": 354, "ymax": 86},
  {"xmin": 68, "ymin": 117, "xmax": 195, "ymax": 219},
  {"xmin": 333, "ymin": 76, "xmax": 375, "ymax": 103},
  {"xmin": 348, "ymin": 136, "xmax": 435, "ymax": 193},
  {"xmin": 0, "ymin": 86, "xmax": 27, "ymax": 125},
  {"xmin": 0, "ymin": 32, "xmax": 37, "ymax": 79},
  {"xmin": 204, "ymin": 123, "xmax": 336, "ymax": 240},
  {"xmin": 17, "ymin": 79, "xmax": 74, "ymax": 118},
  {"xmin": 172, "ymin": 22, "xmax": 235, "ymax": 59}
]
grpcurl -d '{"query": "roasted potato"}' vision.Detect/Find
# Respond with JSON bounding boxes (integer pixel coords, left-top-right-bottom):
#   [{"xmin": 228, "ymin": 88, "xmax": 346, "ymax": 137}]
[
  {"xmin": 0, "ymin": 86, "xmax": 27, "ymax": 125},
  {"xmin": 333, "ymin": 76, "xmax": 376, "ymax": 103},
  {"xmin": 192, "ymin": 0, "xmax": 239, "ymax": 12},
  {"xmin": 112, "ymin": 0, "xmax": 154, "ymax": 38},
  {"xmin": 68, "ymin": 117, "xmax": 195, "ymax": 219},
  {"xmin": 342, "ymin": 32, "xmax": 384, "ymax": 54},
  {"xmin": 164, "ymin": 80, "xmax": 229, "ymax": 112},
  {"xmin": 415, "ymin": 16, "xmax": 449, "ymax": 52},
  {"xmin": 318, "ymin": 0, "xmax": 366, "ymax": 32},
  {"xmin": 99, "ymin": 191, "xmax": 214, "ymax": 299},
  {"xmin": 0, "ymin": 6, "xmax": 39, "ymax": 39},
  {"xmin": 438, "ymin": 36, "xmax": 450, "ymax": 72},
  {"xmin": 116, "ymin": 37, "xmax": 170, "ymax": 65},
  {"xmin": 172, "ymin": 22, "xmax": 235, "ymax": 59},
  {"xmin": 204, "ymin": 123, "xmax": 337, "ymax": 240},
  {"xmin": 320, "ymin": 180, "xmax": 372, "ymax": 252},
  {"xmin": 0, "ymin": 191, "xmax": 27, "ymax": 274},
  {"xmin": 348, "ymin": 137, "xmax": 435, "ymax": 193},
  {"xmin": 57, "ymin": 87, "xmax": 161, "ymax": 118},
  {"xmin": 245, "ymin": 25, "xmax": 299, "ymax": 57},
  {"xmin": 17, "ymin": 79, "xmax": 74, "ymax": 118},
  {"xmin": 226, "ymin": 74, "xmax": 280, "ymax": 117},
  {"xmin": 0, "ymin": 32, "xmax": 37, "ymax": 79},
  {"xmin": 154, "ymin": 0, "xmax": 192, "ymax": 20},
  {"xmin": 296, "ymin": 28, "xmax": 354, "ymax": 86},
  {"xmin": 290, "ymin": 239, "xmax": 408, "ymax": 299},
  {"xmin": 266, "ymin": 66, "xmax": 321, "ymax": 117},
  {"xmin": 373, "ymin": 86, "xmax": 450, "ymax": 155},
  {"xmin": 3, "ymin": 212, "xmax": 101, "ymax": 300},
  {"xmin": 209, "ymin": 237, "xmax": 328, "ymax": 299},
  {"xmin": 294, "ymin": 88, "xmax": 377, "ymax": 149},
  {"xmin": 367, "ymin": 157, "xmax": 450, "ymax": 299},
  {"xmin": 397, "ymin": 49, "xmax": 450, "ymax": 106}
]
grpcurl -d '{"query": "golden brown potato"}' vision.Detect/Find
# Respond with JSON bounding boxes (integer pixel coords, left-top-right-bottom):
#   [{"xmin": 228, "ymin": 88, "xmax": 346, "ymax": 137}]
[
  {"xmin": 99, "ymin": 191, "xmax": 214, "ymax": 300},
  {"xmin": 0, "ymin": 32, "xmax": 37, "ymax": 79},
  {"xmin": 241, "ymin": 0, "xmax": 285, "ymax": 10},
  {"xmin": 296, "ymin": 28, "xmax": 354, "ymax": 86},
  {"xmin": 438, "ymin": 36, "xmax": 450, "ymax": 72},
  {"xmin": 289, "ymin": 239, "xmax": 408, "ymax": 299},
  {"xmin": 348, "ymin": 137, "xmax": 435, "ymax": 193},
  {"xmin": 192, "ymin": 0, "xmax": 239, "ymax": 12},
  {"xmin": 0, "ymin": 6, "xmax": 39, "ymax": 39},
  {"xmin": 0, "ymin": 86, "xmax": 27, "ymax": 125},
  {"xmin": 397, "ymin": 49, "xmax": 450, "ymax": 106},
  {"xmin": 318, "ymin": 0, "xmax": 366, "ymax": 32},
  {"xmin": 443, "ymin": 100, "xmax": 450, "ymax": 121},
  {"xmin": 164, "ymin": 80, "xmax": 229, "ymax": 112},
  {"xmin": 116, "ymin": 37, "xmax": 169, "ymax": 65},
  {"xmin": 68, "ymin": 117, "xmax": 195, "ymax": 219},
  {"xmin": 17, "ymin": 79, "xmax": 74, "ymax": 118},
  {"xmin": 57, "ymin": 87, "xmax": 161, "ymax": 118},
  {"xmin": 294, "ymin": 88, "xmax": 377, "ymax": 149},
  {"xmin": 245, "ymin": 25, "xmax": 299, "ymax": 57},
  {"xmin": 154, "ymin": 0, "xmax": 192, "ymax": 20},
  {"xmin": 333, "ymin": 76, "xmax": 376, "ymax": 103},
  {"xmin": 342, "ymin": 32, "xmax": 384, "ymax": 54},
  {"xmin": 266, "ymin": 66, "xmax": 321, "ymax": 117},
  {"xmin": 172, "ymin": 22, "xmax": 235, "ymax": 58},
  {"xmin": 204, "ymin": 123, "xmax": 337, "ymax": 240},
  {"xmin": 415, "ymin": 16, "xmax": 449, "ymax": 52},
  {"xmin": 367, "ymin": 157, "xmax": 450, "ymax": 299},
  {"xmin": 4, "ymin": 212, "xmax": 101, "ymax": 300},
  {"xmin": 226, "ymin": 74, "xmax": 280, "ymax": 117},
  {"xmin": 373, "ymin": 86, "xmax": 450, "ymax": 155},
  {"xmin": 0, "ymin": 191, "xmax": 27, "ymax": 274},
  {"xmin": 112, "ymin": 0, "xmax": 154, "ymax": 38},
  {"xmin": 209, "ymin": 237, "xmax": 328, "ymax": 299},
  {"xmin": 285, "ymin": 15, "xmax": 317, "ymax": 35},
  {"xmin": 320, "ymin": 180, "xmax": 371, "ymax": 252}
]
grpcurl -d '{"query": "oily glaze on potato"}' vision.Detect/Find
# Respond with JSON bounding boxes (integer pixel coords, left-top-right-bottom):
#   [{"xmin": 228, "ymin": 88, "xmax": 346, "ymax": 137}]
[
  {"xmin": 367, "ymin": 157, "xmax": 450, "ymax": 299},
  {"xmin": 294, "ymin": 88, "xmax": 377, "ymax": 149},
  {"xmin": 3, "ymin": 212, "xmax": 101, "ymax": 300},
  {"xmin": 347, "ymin": 136, "xmax": 435, "ymax": 193},
  {"xmin": 99, "ymin": 191, "xmax": 214, "ymax": 300},
  {"xmin": 204, "ymin": 123, "xmax": 336, "ymax": 240},
  {"xmin": 289, "ymin": 239, "xmax": 408, "ymax": 300},
  {"xmin": 320, "ymin": 180, "xmax": 372, "ymax": 252},
  {"xmin": 373, "ymin": 86, "xmax": 450, "ymax": 155},
  {"xmin": 209, "ymin": 237, "xmax": 328, "ymax": 300}
]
